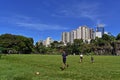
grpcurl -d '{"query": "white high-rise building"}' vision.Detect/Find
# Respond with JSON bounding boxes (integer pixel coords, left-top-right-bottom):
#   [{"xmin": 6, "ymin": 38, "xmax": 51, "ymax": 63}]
[
  {"xmin": 70, "ymin": 30, "xmax": 77, "ymax": 43},
  {"xmin": 77, "ymin": 26, "xmax": 93, "ymax": 40},
  {"xmin": 73, "ymin": 30, "xmax": 77, "ymax": 39},
  {"xmin": 62, "ymin": 32, "xmax": 70, "ymax": 45},
  {"xmin": 70, "ymin": 31, "xmax": 74, "ymax": 44},
  {"xmin": 95, "ymin": 32, "xmax": 102, "ymax": 38},
  {"xmin": 62, "ymin": 32, "xmax": 66, "ymax": 44},
  {"xmin": 45, "ymin": 37, "xmax": 53, "ymax": 47},
  {"xmin": 62, "ymin": 25, "xmax": 95, "ymax": 44},
  {"xmin": 76, "ymin": 27, "xmax": 82, "ymax": 39},
  {"xmin": 81, "ymin": 26, "xmax": 87, "ymax": 40}
]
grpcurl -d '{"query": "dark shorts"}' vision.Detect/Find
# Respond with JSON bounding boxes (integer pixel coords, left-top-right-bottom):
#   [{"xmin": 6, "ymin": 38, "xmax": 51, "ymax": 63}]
[
  {"xmin": 80, "ymin": 57, "xmax": 83, "ymax": 59},
  {"xmin": 63, "ymin": 58, "xmax": 66, "ymax": 64},
  {"xmin": 91, "ymin": 57, "xmax": 94, "ymax": 61}
]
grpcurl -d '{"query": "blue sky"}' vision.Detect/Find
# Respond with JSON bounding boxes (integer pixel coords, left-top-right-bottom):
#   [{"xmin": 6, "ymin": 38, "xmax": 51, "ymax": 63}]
[{"xmin": 0, "ymin": 0, "xmax": 120, "ymax": 43}]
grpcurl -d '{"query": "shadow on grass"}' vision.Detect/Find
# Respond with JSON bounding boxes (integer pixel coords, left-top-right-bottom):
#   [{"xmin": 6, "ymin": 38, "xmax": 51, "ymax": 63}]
[
  {"xmin": 13, "ymin": 76, "xmax": 32, "ymax": 80},
  {"xmin": 13, "ymin": 74, "xmax": 33, "ymax": 80}
]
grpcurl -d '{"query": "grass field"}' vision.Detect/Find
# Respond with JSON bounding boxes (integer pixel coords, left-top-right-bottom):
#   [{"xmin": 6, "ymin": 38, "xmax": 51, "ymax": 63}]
[{"xmin": 0, "ymin": 54, "xmax": 120, "ymax": 80}]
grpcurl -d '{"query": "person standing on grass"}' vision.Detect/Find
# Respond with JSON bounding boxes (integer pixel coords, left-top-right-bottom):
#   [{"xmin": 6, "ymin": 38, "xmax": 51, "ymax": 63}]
[
  {"xmin": 80, "ymin": 54, "xmax": 83, "ymax": 63},
  {"xmin": 91, "ymin": 52, "xmax": 94, "ymax": 63},
  {"xmin": 61, "ymin": 51, "xmax": 68, "ymax": 70},
  {"xmin": 90, "ymin": 52, "xmax": 94, "ymax": 63},
  {"xmin": 91, "ymin": 56, "xmax": 94, "ymax": 63}
]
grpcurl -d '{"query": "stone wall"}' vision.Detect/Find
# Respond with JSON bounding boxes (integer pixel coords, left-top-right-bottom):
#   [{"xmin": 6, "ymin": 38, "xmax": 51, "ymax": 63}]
[
  {"xmin": 113, "ymin": 41, "xmax": 120, "ymax": 55},
  {"xmin": 94, "ymin": 47, "xmax": 113, "ymax": 55}
]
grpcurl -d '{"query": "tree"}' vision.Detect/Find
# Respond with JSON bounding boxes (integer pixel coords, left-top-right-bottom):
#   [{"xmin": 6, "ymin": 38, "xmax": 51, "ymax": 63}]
[
  {"xmin": 50, "ymin": 41, "xmax": 59, "ymax": 48},
  {"xmin": 102, "ymin": 34, "xmax": 111, "ymax": 41},
  {"xmin": 71, "ymin": 39, "xmax": 84, "ymax": 54},
  {"xmin": 35, "ymin": 42, "xmax": 46, "ymax": 54},
  {"xmin": 102, "ymin": 34, "xmax": 115, "ymax": 42},
  {"xmin": 0, "ymin": 34, "xmax": 34, "ymax": 54},
  {"xmin": 116, "ymin": 33, "xmax": 120, "ymax": 40}
]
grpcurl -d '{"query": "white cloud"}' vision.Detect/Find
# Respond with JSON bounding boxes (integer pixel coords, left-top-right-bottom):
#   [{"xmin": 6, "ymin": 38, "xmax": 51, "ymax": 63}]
[
  {"xmin": 54, "ymin": 1, "xmax": 101, "ymax": 21},
  {"xmin": 0, "ymin": 15, "xmax": 68, "ymax": 31},
  {"xmin": 16, "ymin": 22, "xmax": 68, "ymax": 30}
]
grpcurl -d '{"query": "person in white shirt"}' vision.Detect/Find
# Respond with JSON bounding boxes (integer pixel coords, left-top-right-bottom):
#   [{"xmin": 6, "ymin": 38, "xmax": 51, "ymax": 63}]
[{"xmin": 80, "ymin": 54, "xmax": 83, "ymax": 63}]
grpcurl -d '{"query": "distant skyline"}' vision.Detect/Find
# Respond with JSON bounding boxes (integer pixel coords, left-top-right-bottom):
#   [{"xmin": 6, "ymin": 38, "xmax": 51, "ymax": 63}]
[{"xmin": 0, "ymin": 0, "xmax": 120, "ymax": 43}]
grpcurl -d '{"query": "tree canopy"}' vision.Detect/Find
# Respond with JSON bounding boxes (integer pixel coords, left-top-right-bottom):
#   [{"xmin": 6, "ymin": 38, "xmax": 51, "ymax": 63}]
[
  {"xmin": 0, "ymin": 33, "xmax": 120, "ymax": 55},
  {"xmin": 0, "ymin": 34, "xmax": 34, "ymax": 54}
]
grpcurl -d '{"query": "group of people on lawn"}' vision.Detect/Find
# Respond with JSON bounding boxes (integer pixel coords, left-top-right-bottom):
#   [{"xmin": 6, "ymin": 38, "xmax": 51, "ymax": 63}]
[{"xmin": 61, "ymin": 50, "xmax": 94, "ymax": 70}]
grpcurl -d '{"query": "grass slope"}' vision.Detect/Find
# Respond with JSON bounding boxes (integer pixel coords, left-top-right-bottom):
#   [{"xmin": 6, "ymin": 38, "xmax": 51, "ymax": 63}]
[{"xmin": 0, "ymin": 54, "xmax": 120, "ymax": 80}]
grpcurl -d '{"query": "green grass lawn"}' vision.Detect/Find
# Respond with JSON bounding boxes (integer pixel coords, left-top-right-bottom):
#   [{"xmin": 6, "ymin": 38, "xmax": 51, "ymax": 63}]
[{"xmin": 0, "ymin": 54, "xmax": 120, "ymax": 80}]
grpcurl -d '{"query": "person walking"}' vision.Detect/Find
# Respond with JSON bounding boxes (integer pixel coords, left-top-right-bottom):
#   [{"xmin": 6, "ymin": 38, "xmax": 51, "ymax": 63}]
[
  {"xmin": 90, "ymin": 52, "xmax": 94, "ymax": 63},
  {"xmin": 60, "ymin": 51, "xmax": 68, "ymax": 70},
  {"xmin": 91, "ymin": 56, "xmax": 94, "ymax": 63},
  {"xmin": 80, "ymin": 54, "xmax": 83, "ymax": 63}
]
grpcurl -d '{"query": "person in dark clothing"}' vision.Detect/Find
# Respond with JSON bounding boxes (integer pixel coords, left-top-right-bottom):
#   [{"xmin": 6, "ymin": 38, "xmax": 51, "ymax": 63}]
[
  {"xmin": 60, "ymin": 51, "xmax": 68, "ymax": 70},
  {"xmin": 90, "ymin": 52, "xmax": 94, "ymax": 63},
  {"xmin": 62, "ymin": 51, "xmax": 67, "ymax": 64},
  {"xmin": 91, "ymin": 56, "xmax": 94, "ymax": 63}
]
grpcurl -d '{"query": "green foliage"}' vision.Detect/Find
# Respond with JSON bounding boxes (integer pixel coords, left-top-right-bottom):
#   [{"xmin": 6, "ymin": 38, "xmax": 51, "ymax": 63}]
[
  {"xmin": 0, "ymin": 33, "xmax": 120, "ymax": 55},
  {"xmin": 50, "ymin": 41, "xmax": 59, "ymax": 48},
  {"xmin": 0, "ymin": 34, "xmax": 34, "ymax": 54},
  {"xmin": 35, "ymin": 42, "xmax": 46, "ymax": 54},
  {"xmin": 71, "ymin": 39, "xmax": 84, "ymax": 54},
  {"xmin": 116, "ymin": 33, "xmax": 120, "ymax": 40},
  {"xmin": 102, "ymin": 34, "xmax": 111, "ymax": 41},
  {"xmin": 102, "ymin": 34, "xmax": 116, "ymax": 42},
  {"xmin": 96, "ymin": 38, "xmax": 106, "ymax": 46}
]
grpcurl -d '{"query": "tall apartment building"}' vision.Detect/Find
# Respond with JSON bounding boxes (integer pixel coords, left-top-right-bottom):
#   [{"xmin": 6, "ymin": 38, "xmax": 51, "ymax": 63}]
[
  {"xmin": 45, "ymin": 37, "xmax": 53, "ymax": 47},
  {"xmin": 95, "ymin": 24, "xmax": 105, "ymax": 38},
  {"xmin": 89, "ymin": 28, "xmax": 95, "ymax": 39},
  {"xmin": 62, "ymin": 32, "xmax": 70, "ymax": 45},
  {"xmin": 81, "ymin": 26, "xmax": 88, "ymax": 40},
  {"xmin": 76, "ymin": 27, "xmax": 82, "ymax": 39},
  {"xmin": 70, "ymin": 30, "xmax": 77, "ymax": 43},
  {"xmin": 76, "ymin": 26, "xmax": 93, "ymax": 40},
  {"xmin": 38, "ymin": 37, "xmax": 54, "ymax": 47},
  {"xmin": 62, "ymin": 25, "xmax": 95, "ymax": 44}
]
